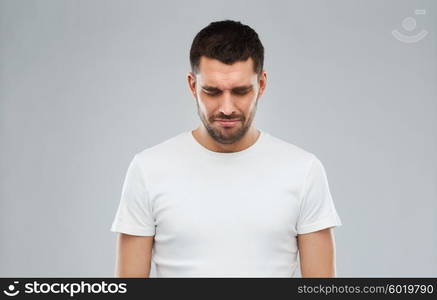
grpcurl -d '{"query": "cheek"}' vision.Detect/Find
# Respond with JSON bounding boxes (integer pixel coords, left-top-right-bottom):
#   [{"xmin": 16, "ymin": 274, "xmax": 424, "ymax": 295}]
[
  {"xmin": 197, "ymin": 97, "xmax": 215, "ymax": 118},
  {"xmin": 196, "ymin": 95, "xmax": 208, "ymax": 109},
  {"xmin": 241, "ymin": 94, "xmax": 257, "ymax": 112}
]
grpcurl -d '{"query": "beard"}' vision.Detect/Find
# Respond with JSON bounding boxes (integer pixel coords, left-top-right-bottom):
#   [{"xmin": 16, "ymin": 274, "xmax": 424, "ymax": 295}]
[{"xmin": 195, "ymin": 97, "xmax": 258, "ymax": 145}]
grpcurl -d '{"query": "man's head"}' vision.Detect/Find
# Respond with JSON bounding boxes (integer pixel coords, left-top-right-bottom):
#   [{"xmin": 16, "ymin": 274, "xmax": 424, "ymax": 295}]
[{"xmin": 188, "ymin": 20, "xmax": 267, "ymax": 144}]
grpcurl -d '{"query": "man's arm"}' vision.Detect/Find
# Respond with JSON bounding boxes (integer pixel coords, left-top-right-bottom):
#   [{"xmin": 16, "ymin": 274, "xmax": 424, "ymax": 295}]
[
  {"xmin": 297, "ymin": 227, "xmax": 337, "ymax": 277},
  {"xmin": 114, "ymin": 233, "xmax": 154, "ymax": 277}
]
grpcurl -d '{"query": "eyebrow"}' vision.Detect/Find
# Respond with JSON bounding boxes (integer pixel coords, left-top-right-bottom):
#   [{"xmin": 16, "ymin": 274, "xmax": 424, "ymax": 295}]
[{"xmin": 201, "ymin": 84, "xmax": 253, "ymax": 93}]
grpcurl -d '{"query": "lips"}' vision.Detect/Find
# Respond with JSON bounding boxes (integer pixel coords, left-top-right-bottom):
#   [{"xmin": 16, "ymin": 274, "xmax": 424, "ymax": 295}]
[{"xmin": 215, "ymin": 119, "xmax": 240, "ymax": 127}]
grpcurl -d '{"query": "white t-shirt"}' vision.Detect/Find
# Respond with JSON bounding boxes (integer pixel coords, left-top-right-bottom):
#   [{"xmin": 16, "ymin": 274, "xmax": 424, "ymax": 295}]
[{"xmin": 110, "ymin": 129, "xmax": 342, "ymax": 277}]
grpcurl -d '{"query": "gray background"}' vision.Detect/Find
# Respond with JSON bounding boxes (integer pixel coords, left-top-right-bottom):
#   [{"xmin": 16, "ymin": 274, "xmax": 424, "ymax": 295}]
[{"xmin": 1, "ymin": 0, "xmax": 436, "ymax": 277}]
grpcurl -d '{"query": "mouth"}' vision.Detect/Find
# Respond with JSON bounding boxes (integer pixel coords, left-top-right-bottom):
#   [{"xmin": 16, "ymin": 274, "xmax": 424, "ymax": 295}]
[{"xmin": 215, "ymin": 119, "xmax": 240, "ymax": 127}]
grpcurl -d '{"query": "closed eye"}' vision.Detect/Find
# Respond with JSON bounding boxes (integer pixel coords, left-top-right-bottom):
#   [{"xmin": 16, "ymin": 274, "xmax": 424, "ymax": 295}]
[
  {"xmin": 233, "ymin": 90, "xmax": 250, "ymax": 96},
  {"xmin": 204, "ymin": 91, "xmax": 222, "ymax": 96},
  {"xmin": 203, "ymin": 90, "xmax": 251, "ymax": 96},
  {"xmin": 201, "ymin": 86, "xmax": 253, "ymax": 97}
]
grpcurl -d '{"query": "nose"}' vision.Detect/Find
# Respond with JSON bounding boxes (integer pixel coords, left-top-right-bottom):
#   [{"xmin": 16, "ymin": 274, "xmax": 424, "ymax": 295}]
[{"xmin": 218, "ymin": 91, "xmax": 237, "ymax": 116}]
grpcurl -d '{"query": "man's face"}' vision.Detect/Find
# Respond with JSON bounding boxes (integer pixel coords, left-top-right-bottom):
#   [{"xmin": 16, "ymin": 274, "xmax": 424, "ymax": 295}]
[{"xmin": 188, "ymin": 56, "xmax": 266, "ymax": 144}]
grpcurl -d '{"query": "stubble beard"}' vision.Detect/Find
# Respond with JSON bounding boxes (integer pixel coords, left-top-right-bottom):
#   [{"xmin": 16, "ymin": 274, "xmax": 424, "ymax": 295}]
[{"xmin": 195, "ymin": 97, "xmax": 258, "ymax": 145}]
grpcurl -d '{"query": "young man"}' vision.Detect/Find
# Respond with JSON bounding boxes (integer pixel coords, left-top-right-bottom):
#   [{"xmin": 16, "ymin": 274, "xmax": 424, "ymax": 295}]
[{"xmin": 110, "ymin": 20, "xmax": 342, "ymax": 277}]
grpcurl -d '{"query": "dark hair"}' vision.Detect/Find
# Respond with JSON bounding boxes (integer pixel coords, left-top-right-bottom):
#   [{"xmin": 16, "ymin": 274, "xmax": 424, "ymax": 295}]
[{"xmin": 189, "ymin": 20, "xmax": 264, "ymax": 76}]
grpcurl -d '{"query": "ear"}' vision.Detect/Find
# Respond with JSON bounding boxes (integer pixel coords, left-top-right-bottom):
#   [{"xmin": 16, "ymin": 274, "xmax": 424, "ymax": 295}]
[
  {"xmin": 187, "ymin": 72, "xmax": 197, "ymax": 99},
  {"xmin": 257, "ymin": 71, "xmax": 267, "ymax": 97}
]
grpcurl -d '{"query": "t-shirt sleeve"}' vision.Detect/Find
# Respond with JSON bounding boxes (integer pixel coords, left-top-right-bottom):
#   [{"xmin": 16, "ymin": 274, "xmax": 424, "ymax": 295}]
[
  {"xmin": 110, "ymin": 154, "xmax": 156, "ymax": 236},
  {"xmin": 296, "ymin": 155, "xmax": 343, "ymax": 235}
]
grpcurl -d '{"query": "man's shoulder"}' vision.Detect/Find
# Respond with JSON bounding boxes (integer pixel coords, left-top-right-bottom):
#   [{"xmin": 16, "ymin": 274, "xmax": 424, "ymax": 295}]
[
  {"xmin": 135, "ymin": 131, "xmax": 189, "ymax": 161},
  {"xmin": 264, "ymin": 132, "xmax": 316, "ymax": 164}
]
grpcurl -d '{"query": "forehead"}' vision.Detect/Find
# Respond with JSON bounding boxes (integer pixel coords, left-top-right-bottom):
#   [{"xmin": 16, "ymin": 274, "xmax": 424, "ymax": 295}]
[{"xmin": 196, "ymin": 56, "xmax": 257, "ymax": 89}]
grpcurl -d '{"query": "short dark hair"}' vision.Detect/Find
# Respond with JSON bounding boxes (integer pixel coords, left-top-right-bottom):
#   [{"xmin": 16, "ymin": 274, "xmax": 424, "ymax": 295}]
[{"xmin": 189, "ymin": 20, "xmax": 264, "ymax": 76}]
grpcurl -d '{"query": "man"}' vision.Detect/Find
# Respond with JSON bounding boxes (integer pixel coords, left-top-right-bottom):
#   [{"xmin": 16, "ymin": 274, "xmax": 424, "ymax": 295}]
[{"xmin": 110, "ymin": 20, "xmax": 342, "ymax": 277}]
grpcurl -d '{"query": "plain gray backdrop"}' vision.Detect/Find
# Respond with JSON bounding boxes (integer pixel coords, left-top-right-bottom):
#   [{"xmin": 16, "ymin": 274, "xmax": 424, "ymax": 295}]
[{"xmin": 1, "ymin": 0, "xmax": 436, "ymax": 277}]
